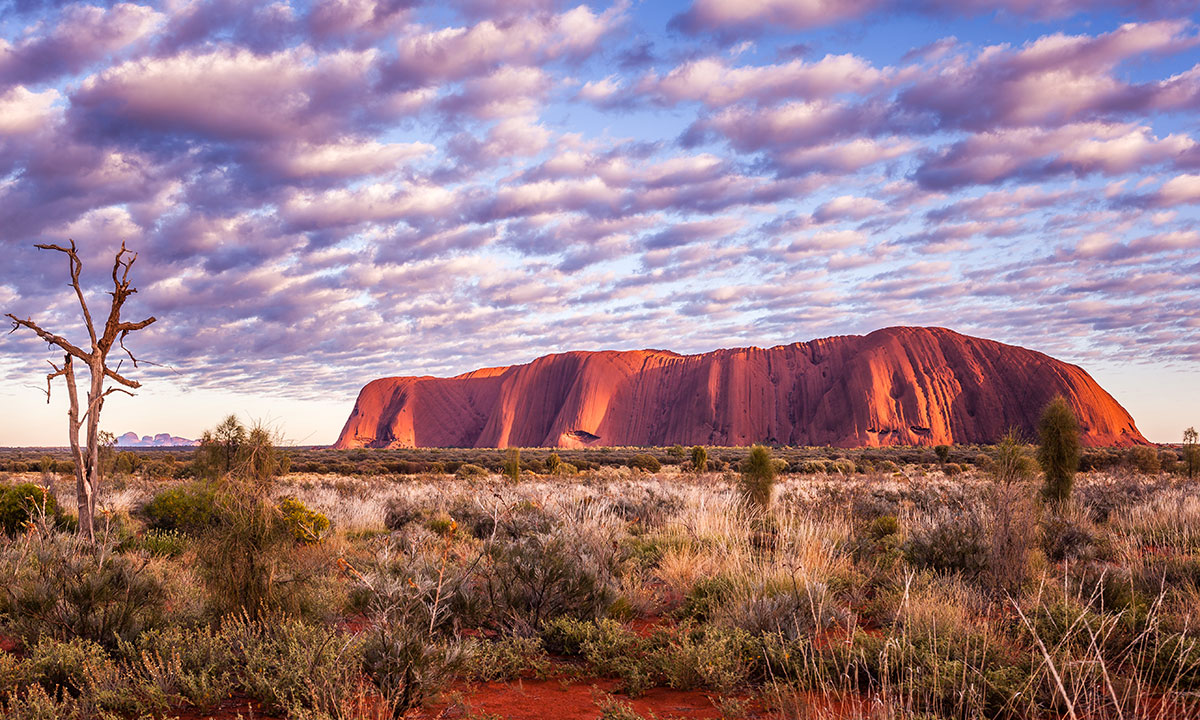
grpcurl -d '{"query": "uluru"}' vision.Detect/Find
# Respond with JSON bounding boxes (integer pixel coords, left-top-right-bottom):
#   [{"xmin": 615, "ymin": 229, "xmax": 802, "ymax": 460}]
[{"xmin": 334, "ymin": 326, "xmax": 1146, "ymax": 449}]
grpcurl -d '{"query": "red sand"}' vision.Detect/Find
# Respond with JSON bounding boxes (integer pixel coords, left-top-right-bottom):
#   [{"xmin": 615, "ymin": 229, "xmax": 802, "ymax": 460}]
[
  {"xmin": 335, "ymin": 326, "xmax": 1146, "ymax": 449},
  {"xmin": 413, "ymin": 677, "xmax": 762, "ymax": 720}
]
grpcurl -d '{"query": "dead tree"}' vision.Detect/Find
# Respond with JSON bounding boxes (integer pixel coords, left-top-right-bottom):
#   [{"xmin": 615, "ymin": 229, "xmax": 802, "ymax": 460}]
[{"xmin": 6, "ymin": 240, "xmax": 156, "ymax": 541}]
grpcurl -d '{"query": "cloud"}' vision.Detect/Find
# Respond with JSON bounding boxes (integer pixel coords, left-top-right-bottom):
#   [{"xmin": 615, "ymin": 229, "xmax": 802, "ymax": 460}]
[
  {"xmin": 671, "ymin": 0, "xmax": 1194, "ymax": 37},
  {"xmin": 635, "ymin": 53, "xmax": 888, "ymax": 107},
  {"xmin": 899, "ymin": 20, "xmax": 1200, "ymax": 130},
  {"xmin": 382, "ymin": 4, "xmax": 624, "ymax": 89},
  {"xmin": 0, "ymin": 85, "xmax": 60, "ymax": 133},
  {"xmin": 914, "ymin": 122, "xmax": 1195, "ymax": 189},
  {"xmin": 0, "ymin": 2, "xmax": 163, "ymax": 87},
  {"xmin": 72, "ymin": 46, "xmax": 394, "ymax": 143}
]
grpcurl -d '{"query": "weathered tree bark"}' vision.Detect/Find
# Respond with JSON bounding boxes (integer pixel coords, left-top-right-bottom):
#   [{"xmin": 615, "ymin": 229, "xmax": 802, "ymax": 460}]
[{"xmin": 6, "ymin": 240, "xmax": 156, "ymax": 541}]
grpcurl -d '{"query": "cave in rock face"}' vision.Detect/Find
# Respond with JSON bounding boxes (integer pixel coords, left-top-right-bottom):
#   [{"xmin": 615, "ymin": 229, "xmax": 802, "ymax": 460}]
[{"xmin": 334, "ymin": 326, "xmax": 1147, "ymax": 449}]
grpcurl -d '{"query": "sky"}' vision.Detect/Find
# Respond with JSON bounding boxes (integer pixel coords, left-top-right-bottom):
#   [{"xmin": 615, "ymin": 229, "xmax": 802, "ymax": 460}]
[{"xmin": 1, "ymin": 0, "xmax": 1199, "ymax": 446}]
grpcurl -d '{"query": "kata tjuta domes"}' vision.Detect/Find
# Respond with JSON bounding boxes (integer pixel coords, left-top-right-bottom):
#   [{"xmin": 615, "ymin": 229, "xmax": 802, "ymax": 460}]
[{"xmin": 334, "ymin": 326, "xmax": 1146, "ymax": 449}]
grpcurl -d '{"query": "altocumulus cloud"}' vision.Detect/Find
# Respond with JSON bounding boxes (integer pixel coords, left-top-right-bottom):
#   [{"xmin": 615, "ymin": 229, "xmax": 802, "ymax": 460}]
[{"xmin": 1, "ymin": 0, "xmax": 1199, "ymax": 426}]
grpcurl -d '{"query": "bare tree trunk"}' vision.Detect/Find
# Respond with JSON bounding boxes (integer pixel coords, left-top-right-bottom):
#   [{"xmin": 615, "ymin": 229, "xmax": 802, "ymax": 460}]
[{"xmin": 6, "ymin": 240, "xmax": 156, "ymax": 542}]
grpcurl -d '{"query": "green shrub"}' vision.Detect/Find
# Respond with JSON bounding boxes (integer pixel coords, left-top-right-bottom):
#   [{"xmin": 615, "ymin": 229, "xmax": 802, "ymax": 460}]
[
  {"xmin": 662, "ymin": 625, "xmax": 754, "ymax": 693},
  {"xmin": 139, "ymin": 529, "xmax": 187, "ymax": 558},
  {"xmin": 122, "ymin": 625, "xmax": 234, "ymax": 709},
  {"xmin": 1037, "ymin": 398, "xmax": 1080, "ymax": 504},
  {"xmin": 628, "ymin": 454, "xmax": 661, "ymax": 473},
  {"xmin": 466, "ymin": 521, "xmax": 619, "ymax": 633},
  {"xmin": 0, "ymin": 528, "xmax": 167, "ymax": 647},
  {"xmin": 1126, "ymin": 445, "xmax": 1161, "ymax": 475},
  {"xmin": 0, "ymin": 484, "xmax": 59, "ymax": 536},
  {"xmin": 740, "ymin": 445, "xmax": 776, "ymax": 507},
  {"xmin": 141, "ymin": 483, "xmax": 216, "ymax": 534},
  {"xmin": 454, "ymin": 463, "xmax": 488, "ymax": 481},
  {"xmin": 933, "ymin": 445, "xmax": 951, "ymax": 464},
  {"xmin": 829, "ymin": 457, "xmax": 855, "ymax": 475},
  {"xmin": 904, "ymin": 512, "xmax": 988, "ymax": 577},
  {"xmin": 503, "ymin": 448, "xmax": 521, "ymax": 482},
  {"xmin": 223, "ymin": 614, "xmax": 367, "ymax": 717},
  {"xmin": 278, "ymin": 497, "xmax": 330, "ymax": 543},
  {"xmin": 690, "ymin": 446, "xmax": 708, "ymax": 473},
  {"xmin": 462, "ymin": 636, "xmax": 552, "ymax": 681}
]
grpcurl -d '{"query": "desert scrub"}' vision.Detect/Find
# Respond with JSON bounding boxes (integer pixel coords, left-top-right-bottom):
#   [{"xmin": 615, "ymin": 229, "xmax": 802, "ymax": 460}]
[
  {"xmin": 279, "ymin": 496, "xmax": 331, "ymax": 543},
  {"xmin": 0, "ymin": 483, "xmax": 61, "ymax": 536},
  {"xmin": 138, "ymin": 528, "xmax": 187, "ymax": 557},
  {"xmin": 0, "ymin": 525, "xmax": 167, "ymax": 647},
  {"xmin": 461, "ymin": 636, "xmax": 553, "ymax": 681},
  {"xmin": 121, "ymin": 625, "xmax": 236, "ymax": 710},
  {"xmin": 224, "ymin": 613, "xmax": 370, "ymax": 718},
  {"xmin": 140, "ymin": 481, "xmax": 217, "ymax": 533},
  {"xmin": 542, "ymin": 617, "xmax": 656, "ymax": 695}
]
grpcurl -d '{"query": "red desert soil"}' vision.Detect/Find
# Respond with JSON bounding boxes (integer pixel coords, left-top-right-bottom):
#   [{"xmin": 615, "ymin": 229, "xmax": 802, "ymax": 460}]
[
  {"xmin": 413, "ymin": 677, "xmax": 767, "ymax": 720},
  {"xmin": 335, "ymin": 326, "xmax": 1146, "ymax": 450}
]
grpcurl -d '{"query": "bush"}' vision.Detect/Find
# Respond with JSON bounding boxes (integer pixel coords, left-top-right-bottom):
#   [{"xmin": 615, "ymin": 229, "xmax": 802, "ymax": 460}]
[
  {"xmin": 139, "ymin": 529, "xmax": 187, "ymax": 558},
  {"xmin": 223, "ymin": 614, "xmax": 367, "ymax": 717},
  {"xmin": 829, "ymin": 457, "xmax": 855, "ymax": 475},
  {"xmin": 740, "ymin": 445, "xmax": 776, "ymax": 507},
  {"xmin": 627, "ymin": 454, "xmax": 661, "ymax": 473},
  {"xmin": 278, "ymin": 497, "xmax": 330, "ymax": 543},
  {"xmin": 690, "ymin": 446, "xmax": 708, "ymax": 473},
  {"xmin": 1126, "ymin": 445, "xmax": 1161, "ymax": 475},
  {"xmin": 465, "ymin": 512, "xmax": 620, "ymax": 633},
  {"xmin": 141, "ymin": 483, "xmax": 216, "ymax": 534},
  {"xmin": 454, "ymin": 463, "xmax": 488, "ymax": 480},
  {"xmin": 0, "ymin": 528, "xmax": 167, "ymax": 647},
  {"xmin": 905, "ymin": 511, "xmax": 988, "ymax": 577},
  {"xmin": 1037, "ymin": 398, "xmax": 1081, "ymax": 502},
  {"xmin": 0, "ymin": 484, "xmax": 60, "ymax": 537},
  {"xmin": 934, "ymin": 445, "xmax": 951, "ymax": 464}
]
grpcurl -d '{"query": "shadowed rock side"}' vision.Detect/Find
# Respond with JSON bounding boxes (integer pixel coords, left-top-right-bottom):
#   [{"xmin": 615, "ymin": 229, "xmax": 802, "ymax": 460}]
[{"xmin": 334, "ymin": 327, "xmax": 1146, "ymax": 449}]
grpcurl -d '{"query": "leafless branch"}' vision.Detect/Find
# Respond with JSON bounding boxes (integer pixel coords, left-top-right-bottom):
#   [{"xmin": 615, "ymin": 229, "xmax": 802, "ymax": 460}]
[
  {"xmin": 35, "ymin": 240, "xmax": 97, "ymax": 349},
  {"xmin": 5, "ymin": 314, "xmax": 92, "ymax": 361},
  {"xmin": 44, "ymin": 358, "xmax": 68, "ymax": 403}
]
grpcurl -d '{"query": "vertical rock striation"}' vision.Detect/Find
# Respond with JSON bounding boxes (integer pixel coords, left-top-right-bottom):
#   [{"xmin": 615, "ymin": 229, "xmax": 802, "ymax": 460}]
[{"xmin": 334, "ymin": 326, "xmax": 1146, "ymax": 448}]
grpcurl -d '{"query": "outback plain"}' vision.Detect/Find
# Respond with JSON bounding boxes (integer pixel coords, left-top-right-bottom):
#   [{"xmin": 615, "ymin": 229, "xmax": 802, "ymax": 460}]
[{"xmin": 0, "ymin": 436, "xmax": 1198, "ymax": 720}]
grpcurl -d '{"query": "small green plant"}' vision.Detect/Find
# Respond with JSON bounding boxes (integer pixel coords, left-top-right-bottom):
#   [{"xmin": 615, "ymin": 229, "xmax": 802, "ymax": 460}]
[
  {"xmin": 139, "ymin": 529, "xmax": 187, "ymax": 557},
  {"xmin": 690, "ymin": 445, "xmax": 708, "ymax": 473},
  {"xmin": 455, "ymin": 463, "xmax": 488, "ymax": 481},
  {"xmin": 934, "ymin": 444, "xmax": 950, "ymax": 464},
  {"xmin": 739, "ymin": 445, "xmax": 775, "ymax": 508},
  {"xmin": 1037, "ymin": 397, "xmax": 1080, "ymax": 504},
  {"xmin": 545, "ymin": 452, "xmax": 561, "ymax": 474}
]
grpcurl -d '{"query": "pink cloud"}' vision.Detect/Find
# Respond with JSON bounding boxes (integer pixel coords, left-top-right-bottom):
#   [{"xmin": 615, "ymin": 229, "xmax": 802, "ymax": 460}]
[
  {"xmin": 916, "ymin": 122, "xmax": 1195, "ymax": 188},
  {"xmin": 251, "ymin": 139, "xmax": 433, "ymax": 181},
  {"xmin": 0, "ymin": 85, "xmax": 60, "ymax": 134},
  {"xmin": 900, "ymin": 20, "xmax": 1200, "ymax": 129},
  {"xmin": 636, "ymin": 53, "xmax": 888, "ymax": 107},
  {"xmin": 75, "ymin": 46, "xmax": 375, "ymax": 140},
  {"xmin": 280, "ymin": 182, "xmax": 459, "ymax": 230},
  {"xmin": 385, "ymin": 4, "xmax": 624, "ymax": 88},
  {"xmin": 438, "ymin": 66, "xmax": 553, "ymax": 119},
  {"xmin": 0, "ymin": 2, "xmax": 163, "ymax": 86}
]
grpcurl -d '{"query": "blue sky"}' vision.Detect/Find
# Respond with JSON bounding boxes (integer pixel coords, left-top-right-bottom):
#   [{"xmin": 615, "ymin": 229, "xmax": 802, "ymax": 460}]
[{"xmin": 1, "ymin": 0, "xmax": 1198, "ymax": 445}]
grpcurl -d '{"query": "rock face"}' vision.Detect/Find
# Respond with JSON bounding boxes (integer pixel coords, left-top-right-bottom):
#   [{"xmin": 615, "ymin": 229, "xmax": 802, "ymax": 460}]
[
  {"xmin": 116, "ymin": 432, "xmax": 199, "ymax": 448},
  {"xmin": 334, "ymin": 327, "xmax": 1146, "ymax": 449}
]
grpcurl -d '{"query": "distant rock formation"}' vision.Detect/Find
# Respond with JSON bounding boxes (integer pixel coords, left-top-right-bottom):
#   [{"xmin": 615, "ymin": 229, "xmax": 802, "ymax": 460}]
[
  {"xmin": 115, "ymin": 432, "xmax": 199, "ymax": 448},
  {"xmin": 334, "ymin": 326, "xmax": 1147, "ymax": 449}
]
